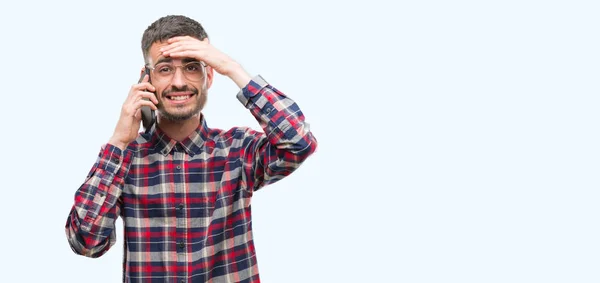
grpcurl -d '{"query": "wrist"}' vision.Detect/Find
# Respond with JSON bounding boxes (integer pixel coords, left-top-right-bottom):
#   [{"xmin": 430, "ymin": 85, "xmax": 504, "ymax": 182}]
[
  {"xmin": 224, "ymin": 62, "xmax": 252, "ymax": 89},
  {"xmin": 108, "ymin": 137, "xmax": 128, "ymax": 151}
]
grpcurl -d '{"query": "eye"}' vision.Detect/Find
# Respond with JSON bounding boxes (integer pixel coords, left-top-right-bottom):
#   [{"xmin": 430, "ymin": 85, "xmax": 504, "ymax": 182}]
[
  {"xmin": 185, "ymin": 62, "xmax": 202, "ymax": 73},
  {"xmin": 156, "ymin": 64, "xmax": 173, "ymax": 74}
]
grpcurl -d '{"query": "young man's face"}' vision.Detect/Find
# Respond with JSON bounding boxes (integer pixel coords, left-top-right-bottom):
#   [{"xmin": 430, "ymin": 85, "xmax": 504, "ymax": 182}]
[{"xmin": 146, "ymin": 40, "xmax": 214, "ymax": 122}]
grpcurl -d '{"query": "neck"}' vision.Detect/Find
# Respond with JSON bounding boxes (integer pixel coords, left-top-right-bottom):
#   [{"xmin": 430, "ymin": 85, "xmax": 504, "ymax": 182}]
[{"xmin": 156, "ymin": 113, "xmax": 202, "ymax": 142}]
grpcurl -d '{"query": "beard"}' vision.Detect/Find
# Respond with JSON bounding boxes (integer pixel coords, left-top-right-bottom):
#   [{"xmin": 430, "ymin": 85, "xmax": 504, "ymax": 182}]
[{"xmin": 157, "ymin": 84, "xmax": 207, "ymax": 122}]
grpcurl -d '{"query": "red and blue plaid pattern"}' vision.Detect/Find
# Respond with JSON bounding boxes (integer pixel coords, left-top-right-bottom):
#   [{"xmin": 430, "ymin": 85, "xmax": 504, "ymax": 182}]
[{"xmin": 65, "ymin": 75, "xmax": 317, "ymax": 282}]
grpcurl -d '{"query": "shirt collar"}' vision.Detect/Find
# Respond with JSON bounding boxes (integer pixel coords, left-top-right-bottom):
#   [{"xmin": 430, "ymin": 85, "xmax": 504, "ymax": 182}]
[{"xmin": 151, "ymin": 115, "xmax": 210, "ymax": 156}]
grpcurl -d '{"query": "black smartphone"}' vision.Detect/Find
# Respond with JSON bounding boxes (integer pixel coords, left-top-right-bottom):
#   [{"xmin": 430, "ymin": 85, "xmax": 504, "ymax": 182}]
[{"xmin": 138, "ymin": 67, "xmax": 156, "ymax": 132}]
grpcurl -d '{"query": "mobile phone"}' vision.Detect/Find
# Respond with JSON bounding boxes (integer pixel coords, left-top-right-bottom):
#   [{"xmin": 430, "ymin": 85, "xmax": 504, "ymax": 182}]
[{"xmin": 138, "ymin": 67, "xmax": 156, "ymax": 132}]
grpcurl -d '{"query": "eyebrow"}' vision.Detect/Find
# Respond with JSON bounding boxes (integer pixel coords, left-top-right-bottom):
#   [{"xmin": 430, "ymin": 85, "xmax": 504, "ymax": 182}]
[
  {"xmin": 154, "ymin": 57, "xmax": 172, "ymax": 65},
  {"xmin": 181, "ymin": 58, "xmax": 199, "ymax": 63},
  {"xmin": 154, "ymin": 57, "xmax": 199, "ymax": 66}
]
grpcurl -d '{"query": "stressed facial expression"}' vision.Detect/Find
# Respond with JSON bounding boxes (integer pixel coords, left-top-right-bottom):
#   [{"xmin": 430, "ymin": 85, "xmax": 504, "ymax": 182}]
[{"xmin": 146, "ymin": 41, "xmax": 213, "ymax": 122}]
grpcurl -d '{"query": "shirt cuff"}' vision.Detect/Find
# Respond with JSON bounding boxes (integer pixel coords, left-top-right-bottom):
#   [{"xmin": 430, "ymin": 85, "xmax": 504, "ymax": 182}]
[
  {"xmin": 90, "ymin": 143, "xmax": 131, "ymax": 190},
  {"xmin": 236, "ymin": 74, "xmax": 269, "ymax": 107},
  {"xmin": 98, "ymin": 144, "xmax": 125, "ymax": 175}
]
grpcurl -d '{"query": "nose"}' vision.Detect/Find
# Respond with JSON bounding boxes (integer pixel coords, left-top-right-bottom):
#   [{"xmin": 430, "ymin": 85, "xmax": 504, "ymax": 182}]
[{"xmin": 170, "ymin": 67, "xmax": 186, "ymax": 88}]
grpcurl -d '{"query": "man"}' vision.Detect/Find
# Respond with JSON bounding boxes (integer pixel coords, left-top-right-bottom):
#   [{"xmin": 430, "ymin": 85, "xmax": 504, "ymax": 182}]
[{"xmin": 65, "ymin": 15, "xmax": 317, "ymax": 283}]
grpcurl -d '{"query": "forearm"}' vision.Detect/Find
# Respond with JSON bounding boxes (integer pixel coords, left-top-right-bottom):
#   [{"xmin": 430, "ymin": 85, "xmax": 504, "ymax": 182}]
[
  {"xmin": 238, "ymin": 75, "xmax": 317, "ymax": 151},
  {"xmin": 64, "ymin": 144, "xmax": 132, "ymax": 257},
  {"xmin": 225, "ymin": 62, "xmax": 252, "ymax": 89},
  {"xmin": 107, "ymin": 138, "xmax": 128, "ymax": 152},
  {"xmin": 237, "ymin": 75, "xmax": 318, "ymax": 189},
  {"xmin": 65, "ymin": 202, "xmax": 118, "ymax": 257}
]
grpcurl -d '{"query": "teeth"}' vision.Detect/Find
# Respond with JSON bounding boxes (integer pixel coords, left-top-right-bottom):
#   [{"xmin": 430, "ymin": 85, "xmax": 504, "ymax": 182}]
[{"xmin": 170, "ymin": 95, "xmax": 190, "ymax": 101}]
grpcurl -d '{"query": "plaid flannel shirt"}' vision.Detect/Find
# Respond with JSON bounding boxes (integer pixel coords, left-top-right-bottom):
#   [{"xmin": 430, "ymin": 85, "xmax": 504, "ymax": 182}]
[{"xmin": 65, "ymin": 75, "xmax": 317, "ymax": 282}]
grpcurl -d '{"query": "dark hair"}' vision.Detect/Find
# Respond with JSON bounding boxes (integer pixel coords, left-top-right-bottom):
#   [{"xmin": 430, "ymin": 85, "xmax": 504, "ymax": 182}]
[{"xmin": 141, "ymin": 15, "xmax": 209, "ymax": 62}]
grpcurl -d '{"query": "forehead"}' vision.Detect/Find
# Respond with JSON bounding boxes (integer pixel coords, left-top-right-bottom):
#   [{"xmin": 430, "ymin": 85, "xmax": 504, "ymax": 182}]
[{"xmin": 147, "ymin": 41, "xmax": 170, "ymax": 64}]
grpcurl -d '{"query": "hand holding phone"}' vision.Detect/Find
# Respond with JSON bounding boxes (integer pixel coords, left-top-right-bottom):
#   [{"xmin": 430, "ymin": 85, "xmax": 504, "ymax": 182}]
[
  {"xmin": 108, "ymin": 68, "xmax": 158, "ymax": 151},
  {"xmin": 139, "ymin": 67, "xmax": 156, "ymax": 132}
]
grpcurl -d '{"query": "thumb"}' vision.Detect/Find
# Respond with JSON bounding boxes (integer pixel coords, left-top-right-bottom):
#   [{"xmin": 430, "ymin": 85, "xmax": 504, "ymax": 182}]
[{"xmin": 134, "ymin": 108, "xmax": 141, "ymax": 119}]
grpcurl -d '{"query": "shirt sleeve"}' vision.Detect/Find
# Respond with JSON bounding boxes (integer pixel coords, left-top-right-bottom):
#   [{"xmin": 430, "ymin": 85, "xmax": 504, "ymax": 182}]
[
  {"xmin": 236, "ymin": 75, "xmax": 318, "ymax": 192},
  {"xmin": 64, "ymin": 144, "xmax": 133, "ymax": 258}
]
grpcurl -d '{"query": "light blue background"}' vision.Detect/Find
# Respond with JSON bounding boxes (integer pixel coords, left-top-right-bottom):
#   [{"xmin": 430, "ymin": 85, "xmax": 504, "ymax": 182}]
[{"xmin": 0, "ymin": 0, "xmax": 598, "ymax": 282}]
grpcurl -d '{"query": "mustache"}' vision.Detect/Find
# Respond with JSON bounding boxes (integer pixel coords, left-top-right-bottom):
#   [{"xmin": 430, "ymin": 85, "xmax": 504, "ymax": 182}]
[{"xmin": 162, "ymin": 85, "xmax": 199, "ymax": 97}]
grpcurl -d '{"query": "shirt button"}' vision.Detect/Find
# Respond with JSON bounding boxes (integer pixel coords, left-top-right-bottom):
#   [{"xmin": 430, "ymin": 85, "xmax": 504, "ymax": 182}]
[
  {"xmin": 112, "ymin": 158, "xmax": 119, "ymax": 163},
  {"xmin": 178, "ymin": 242, "xmax": 185, "ymax": 249},
  {"xmin": 178, "ymin": 203, "xmax": 184, "ymax": 209},
  {"xmin": 180, "ymin": 280, "xmax": 185, "ymax": 283},
  {"xmin": 176, "ymin": 165, "xmax": 181, "ymax": 170}
]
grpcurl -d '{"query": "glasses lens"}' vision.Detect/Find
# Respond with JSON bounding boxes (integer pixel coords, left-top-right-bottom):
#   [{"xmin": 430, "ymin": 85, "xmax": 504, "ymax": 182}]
[
  {"xmin": 152, "ymin": 62, "xmax": 205, "ymax": 82},
  {"xmin": 183, "ymin": 62, "xmax": 205, "ymax": 81}
]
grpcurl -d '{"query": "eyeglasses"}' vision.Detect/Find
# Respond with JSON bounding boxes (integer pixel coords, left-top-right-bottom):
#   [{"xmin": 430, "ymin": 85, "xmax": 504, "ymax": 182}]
[{"xmin": 146, "ymin": 61, "xmax": 207, "ymax": 83}]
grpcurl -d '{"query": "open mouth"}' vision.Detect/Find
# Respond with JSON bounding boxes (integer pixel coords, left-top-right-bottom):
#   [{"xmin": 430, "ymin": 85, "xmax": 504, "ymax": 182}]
[
  {"xmin": 165, "ymin": 93, "xmax": 195, "ymax": 102},
  {"xmin": 167, "ymin": 95, "xmax": 191, "ymax": 100}
]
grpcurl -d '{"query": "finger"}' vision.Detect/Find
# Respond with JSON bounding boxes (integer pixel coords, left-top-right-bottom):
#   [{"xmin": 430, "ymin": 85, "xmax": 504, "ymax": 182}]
[
  {"xmin": 133, "ymin": 108, "xmax": 141, "ymax": 119},
  {"xmin": 140, "ymin": 91, "xmax": 158, "ymax": 104},
  {"xmin": 131, "ymin": 81, "xmax": 156, "ymax": 95},
  {"xmin": 128, "ymin": 90, "xmax": 154, "ymax": 104},
  {"xmin": 160, "ymin": 41, "xmax": 180, "ymax": 52},
  {"xmin": 136, "ymin": 91, "xmax": 159, "ymax": 104},
  {"xmin": 161, "ymin": 42, "xmax": 193, "ymax": 55},
  {"xmin": 134, "ymin": 99, "xmax": 159, "ymax": 111},
  {"xmin": 167, "ymin": 36, "xmax": 181, "ymax": 43},
  {"xmin": 161, "ymin": 45, "xmax": 187, "ymax": 56},
  {"xmin": 140, "ymin": 73, "xmax": 150, "ymax": 83},
  {"xmin": 138, "ymin": 81, "xmax": 156, "ymax": 92},
  {"xmin": 169, "ymin": 51, "xmax": 191, "ymax": 61},
  {"xmin": 124, "ymin": 99, "xmax": 156, "ymax": 118},
  {"xmin": 164, "ymin": 37, "xmax": 205, "ymax": 50},
  {"xmin": 131, "ymin": 75, "xmax": 151, "ymax": 92},
  {"xmin": 168, "ymin": 50, "xmax": 197, "ymax": 59},
  {"xmin": 167, "ymin": 36, "xmax": 193, "ymax": 43}
]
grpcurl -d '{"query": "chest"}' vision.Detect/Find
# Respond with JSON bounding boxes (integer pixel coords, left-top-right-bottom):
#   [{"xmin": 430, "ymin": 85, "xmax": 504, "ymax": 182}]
[{"xmin": 120, "ymin": 150, "xmax": 247, "ymax": 219}]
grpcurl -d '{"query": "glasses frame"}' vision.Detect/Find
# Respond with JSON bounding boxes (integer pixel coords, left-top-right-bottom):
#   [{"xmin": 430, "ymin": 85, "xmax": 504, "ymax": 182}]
[{"xmin": 146, "ymin": 60, "xmax": 208, "ymax": 83}]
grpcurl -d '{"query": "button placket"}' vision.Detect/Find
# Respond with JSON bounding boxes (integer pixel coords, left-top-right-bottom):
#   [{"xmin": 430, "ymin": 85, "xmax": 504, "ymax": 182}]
[{"xmin": 173, "ymin": 150, "xmax": 187, "ymax": 262}]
